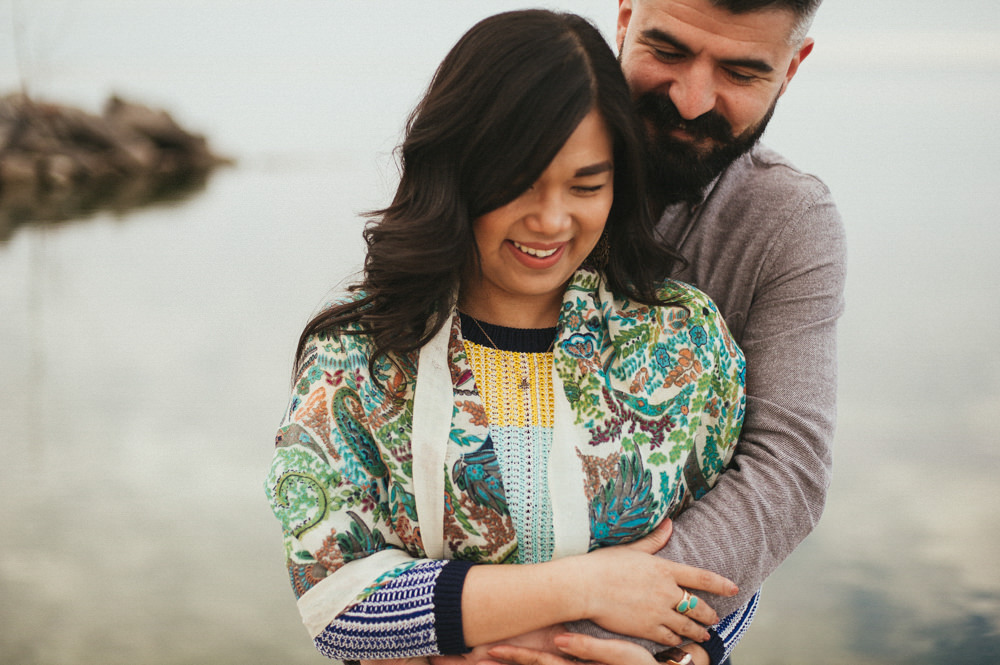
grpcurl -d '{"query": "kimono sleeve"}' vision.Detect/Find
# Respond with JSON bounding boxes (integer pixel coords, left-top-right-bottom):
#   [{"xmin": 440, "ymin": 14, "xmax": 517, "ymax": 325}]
[{"xmin": 264, "ymin": 334, "xmax": 427, "ymax": 639}]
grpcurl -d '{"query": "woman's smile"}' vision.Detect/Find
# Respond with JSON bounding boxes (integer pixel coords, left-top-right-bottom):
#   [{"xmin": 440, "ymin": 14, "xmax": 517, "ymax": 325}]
[{"xmin": 508, "ymin": 240, "xmax": 566, "ymax": 263}]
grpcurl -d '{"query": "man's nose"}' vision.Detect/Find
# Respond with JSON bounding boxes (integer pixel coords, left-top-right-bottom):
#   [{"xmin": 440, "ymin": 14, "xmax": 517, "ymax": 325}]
[{"xmin": 668, "ymin": 63, "xmax": 717, "ymax": 120}]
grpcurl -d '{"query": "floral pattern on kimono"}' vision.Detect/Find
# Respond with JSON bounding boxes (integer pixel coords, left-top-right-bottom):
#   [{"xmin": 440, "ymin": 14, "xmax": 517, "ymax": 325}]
[{"xmin": 265, "ymin": 267, "xmax": 745, "ymax": 639}]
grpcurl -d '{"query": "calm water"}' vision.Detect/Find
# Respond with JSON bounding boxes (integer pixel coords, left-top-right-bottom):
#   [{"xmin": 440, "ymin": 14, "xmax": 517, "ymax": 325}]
[{"xmin": 1, "ymin": 2, "xmax": 999, "ymax": 664}]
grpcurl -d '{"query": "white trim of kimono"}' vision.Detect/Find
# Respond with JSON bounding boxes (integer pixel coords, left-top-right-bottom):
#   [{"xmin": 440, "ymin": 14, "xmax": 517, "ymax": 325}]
[
  {"xmin": 549, "ymin": 367, "xmax": 593, "ymax": 558},
  {"xmin": 411, "ymin": 314, "xmax": 455, "ymax": 559},
  {"xmin": 298, "ymin": 548, "xmax": 418, "ymax": 638}
]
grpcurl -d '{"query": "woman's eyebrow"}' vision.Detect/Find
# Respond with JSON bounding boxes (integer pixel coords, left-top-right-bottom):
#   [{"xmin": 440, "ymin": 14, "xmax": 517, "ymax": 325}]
[{"xmin": 575, "ymin": 161, "xmax": 614, "ymax": 177}]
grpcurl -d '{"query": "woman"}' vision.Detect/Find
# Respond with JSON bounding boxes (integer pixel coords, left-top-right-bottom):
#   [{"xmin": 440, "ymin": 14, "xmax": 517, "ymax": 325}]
[{"xmin": 266, "ymin": 10, "xmax": 751, "ymax": 665}]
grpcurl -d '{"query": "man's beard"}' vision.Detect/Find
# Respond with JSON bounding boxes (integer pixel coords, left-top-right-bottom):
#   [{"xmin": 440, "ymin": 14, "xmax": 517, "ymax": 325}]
[{"xmin": 635, "ymin": 91, "xmax": 777, "ymax": 207}]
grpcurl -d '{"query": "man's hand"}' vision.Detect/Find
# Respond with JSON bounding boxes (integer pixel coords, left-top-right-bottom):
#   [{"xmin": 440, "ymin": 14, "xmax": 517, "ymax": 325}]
[
  {"xmin": 362, "ymin": 659, "xmax": 432, "ymax": 665},
  {"xmin": 482, "ymin": 633, "xmax": 710, "ymax": 665},
  {"xmin": 430, "ymin": 625, "xmax": 567, "ymax": 665}
]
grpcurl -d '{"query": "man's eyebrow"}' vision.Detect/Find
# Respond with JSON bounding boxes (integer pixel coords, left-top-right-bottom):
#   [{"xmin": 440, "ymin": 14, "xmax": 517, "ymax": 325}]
[
  {"xmin": 641, "ymin": 27, "xmax": 775, "ymax": 74},
  {"xmin": 642, "ymin": 28, "xmax": 693, "ymax": 55},
  {"xmin": 719, "ymin": 56, "xmax": 774, "ymax": 74},
  {"xmin": 575, "ymin": 161, "xmax": 614, "ymax": 177}
]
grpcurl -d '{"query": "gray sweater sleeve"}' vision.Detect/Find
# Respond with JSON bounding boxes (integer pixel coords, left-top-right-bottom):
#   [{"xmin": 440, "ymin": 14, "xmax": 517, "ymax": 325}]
[{"xmin": 568, "ymin": 181, "xmax": 847, "ymax": 645}]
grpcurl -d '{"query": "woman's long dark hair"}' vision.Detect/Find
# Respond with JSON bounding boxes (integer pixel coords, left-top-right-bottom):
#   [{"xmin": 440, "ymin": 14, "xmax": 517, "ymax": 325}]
[{"xmin": 297, "ymin": 10, "xmax": 684, "ymax": 371}]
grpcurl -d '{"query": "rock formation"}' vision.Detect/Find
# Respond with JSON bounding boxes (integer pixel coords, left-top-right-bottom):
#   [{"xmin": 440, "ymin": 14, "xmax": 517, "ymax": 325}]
[{"xmin": 0, "ymin": 93, "xmax": 231, "ymax": 239}]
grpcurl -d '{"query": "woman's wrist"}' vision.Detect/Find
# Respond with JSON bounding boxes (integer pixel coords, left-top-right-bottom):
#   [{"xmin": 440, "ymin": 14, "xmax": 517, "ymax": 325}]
[
  {"xmin": 461, "ymin": 558, "xmax": 588, "ymax": 645},
  {"xmin": 551, "ymin": 555, "xmax": 592, "ymax": 622}
]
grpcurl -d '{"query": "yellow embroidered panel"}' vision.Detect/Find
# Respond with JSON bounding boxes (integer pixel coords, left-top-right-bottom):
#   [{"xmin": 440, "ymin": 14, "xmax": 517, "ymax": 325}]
[{"xmin": 463, "ymin": 341, "xmax": 555, "ymax": 428}]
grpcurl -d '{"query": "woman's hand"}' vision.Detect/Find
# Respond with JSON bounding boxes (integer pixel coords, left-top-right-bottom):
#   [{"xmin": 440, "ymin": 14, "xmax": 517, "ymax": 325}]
[
  {"xmin": 572, "ymin": 520, "xmax": 737, "ymax": 646},
  {"xmin": 483, "ymin": 633, "xmax": 710, "ymax": 665}
]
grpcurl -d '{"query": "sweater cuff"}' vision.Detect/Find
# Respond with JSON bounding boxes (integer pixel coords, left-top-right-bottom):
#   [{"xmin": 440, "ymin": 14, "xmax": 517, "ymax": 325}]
[
  {"xmin": 433, "ymin": 560, "xmax": 475, "ymax": 655},
  {"xmin": 700, "ymin": 630, "xmax": 726, "ymax": 665}
]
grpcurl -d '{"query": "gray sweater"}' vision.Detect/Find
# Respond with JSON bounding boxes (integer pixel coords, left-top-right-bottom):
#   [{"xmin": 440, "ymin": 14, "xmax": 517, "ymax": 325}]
[{"xmin": 572, "ymin": 143, "xmax": 847, "ymax": 636}]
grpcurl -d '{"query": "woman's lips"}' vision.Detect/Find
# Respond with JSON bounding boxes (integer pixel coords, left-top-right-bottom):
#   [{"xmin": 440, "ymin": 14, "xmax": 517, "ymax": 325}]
[
  {"xmin": 512, "ymin": 240, "xmax": 559, "ymax": 258},
  {"xmin": 507, "ymin": 240, "xmax": 566, "ymax": 267}
]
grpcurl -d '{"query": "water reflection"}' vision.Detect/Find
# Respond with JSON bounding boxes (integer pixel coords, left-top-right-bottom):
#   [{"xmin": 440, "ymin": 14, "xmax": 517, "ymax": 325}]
[{"xmin": 0, "ymin": 168, "xmax": 214, "ymax": 242}]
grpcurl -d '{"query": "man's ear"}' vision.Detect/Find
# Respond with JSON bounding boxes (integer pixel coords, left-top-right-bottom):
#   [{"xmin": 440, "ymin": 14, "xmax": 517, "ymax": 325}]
[
  {"xmin": 779, "ymin": 37, "xmax": 814, "ymax": 97},
  {"xmin": 617, "ymin": 0, "xmax": 633, "ymax": 53}
]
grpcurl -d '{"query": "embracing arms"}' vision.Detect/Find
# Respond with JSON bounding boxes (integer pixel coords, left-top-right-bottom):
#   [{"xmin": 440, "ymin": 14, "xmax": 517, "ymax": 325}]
[
  {"xmin": 319, "ymin": 520, "xmax": 736, "ymax": 659},
  {"xmin": 460, "ymin": 521, "xmax": 733, "ymax": 648},
  {"xmin": 266, "ymin": 335, "xmax": 738, "ymax": 660},
  {"xmin": 652, "ymin": 180, "xmax": 848, "ymax": 616},
  {"xmin": 267, "ymin": 273, "xmax": 755, "ymax": 661},
  {"xmin": 571, "ymin": 169, "xmax": 847, "ymax": 633}
]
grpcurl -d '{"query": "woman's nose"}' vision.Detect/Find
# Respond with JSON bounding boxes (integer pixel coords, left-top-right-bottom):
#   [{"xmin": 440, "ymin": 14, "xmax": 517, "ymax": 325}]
[{"xmin": 525, "ymin": 191, "xmax": 571, "ymax": 233}]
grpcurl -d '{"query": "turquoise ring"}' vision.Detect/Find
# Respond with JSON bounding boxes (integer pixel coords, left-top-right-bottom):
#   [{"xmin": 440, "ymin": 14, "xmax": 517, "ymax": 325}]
[{"xmin": 675, "ymin": 590, "xmax": 699, "ymax": 615}]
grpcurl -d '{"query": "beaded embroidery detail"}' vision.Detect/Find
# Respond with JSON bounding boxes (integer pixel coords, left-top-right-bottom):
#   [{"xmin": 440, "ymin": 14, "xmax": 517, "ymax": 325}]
[{"xmin": 464, "ymin": 341, "xmax": 556, "ymax": 563}]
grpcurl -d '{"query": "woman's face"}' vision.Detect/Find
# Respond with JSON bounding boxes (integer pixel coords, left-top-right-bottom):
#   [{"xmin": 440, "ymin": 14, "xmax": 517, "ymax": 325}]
[{"xmin": 463, "ymin": 109, "xmax": 614, "ymax": 327}]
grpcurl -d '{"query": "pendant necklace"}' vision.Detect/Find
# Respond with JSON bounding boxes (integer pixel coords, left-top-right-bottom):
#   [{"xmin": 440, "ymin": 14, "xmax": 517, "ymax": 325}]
[{"xmin": 469, "ymin": 316, "xmax": 554, "ymax": 391}]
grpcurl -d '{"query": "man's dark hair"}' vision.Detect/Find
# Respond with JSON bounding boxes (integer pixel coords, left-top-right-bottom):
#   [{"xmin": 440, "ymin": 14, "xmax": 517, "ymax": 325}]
[
  {"xmin": 296, "ymin": 10, "xmax": 683, "ymax": 372},
  {"xmin": 711, "ymin": 0, "xmax": 823, "ymax": 42}
]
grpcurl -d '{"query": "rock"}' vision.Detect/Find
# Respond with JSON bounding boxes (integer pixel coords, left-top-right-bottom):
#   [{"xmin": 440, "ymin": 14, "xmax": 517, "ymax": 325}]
[
  {"xmin": 0, "ymin": 92, "xmax": 231, "ymax": 236},
  {"xmin": 41, "ymin": 154, "xmax": 77, "ymax": 190},
  {"xmin": 0, "ymin": 153, "xmax": 39, "ymax": 193}
]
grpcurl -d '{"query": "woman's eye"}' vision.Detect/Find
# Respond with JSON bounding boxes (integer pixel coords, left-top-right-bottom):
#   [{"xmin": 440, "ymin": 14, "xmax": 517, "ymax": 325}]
[{"xmin": 573, "ymin": 184, "xmax": 606, "ymax": 194}]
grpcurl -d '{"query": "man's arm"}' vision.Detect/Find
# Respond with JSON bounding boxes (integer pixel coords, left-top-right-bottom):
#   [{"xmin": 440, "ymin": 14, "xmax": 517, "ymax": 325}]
[
  {"xmin": 661, "ymin": 191, "xmax": 846, "ymax": 615},
  {"xmin": 571, "ymin": 183, "xmax": 847, "ymax": 632}
]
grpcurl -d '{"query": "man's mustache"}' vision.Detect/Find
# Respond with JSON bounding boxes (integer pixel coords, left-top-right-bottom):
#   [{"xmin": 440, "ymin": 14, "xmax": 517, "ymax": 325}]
[{"xmin": 634, "ymin": 92, "xmax": 734, "ymax": 143}]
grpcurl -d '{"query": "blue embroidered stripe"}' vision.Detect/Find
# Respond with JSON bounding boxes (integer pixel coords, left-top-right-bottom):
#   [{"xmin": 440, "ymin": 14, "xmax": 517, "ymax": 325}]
[
  {"xmin": 714, "ymin": 589, "xmax": 760, "ymax": 663},
  {"xmin": 314, "ymin": 560, "xmax": 445, "ymax": 659}
]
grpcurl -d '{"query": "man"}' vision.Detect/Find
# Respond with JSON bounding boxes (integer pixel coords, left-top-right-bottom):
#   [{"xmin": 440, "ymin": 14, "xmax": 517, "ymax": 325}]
[
  {"xmin": 599, "ymin": 0, "xmax": 843, "ymax": 658},
  {"xmin": 494, "ymin": 1, "xmax": 845, "ymax": 663},
  {"xmin": 623, "ymin": 0, "xmax": 843, "ymax": 616}
]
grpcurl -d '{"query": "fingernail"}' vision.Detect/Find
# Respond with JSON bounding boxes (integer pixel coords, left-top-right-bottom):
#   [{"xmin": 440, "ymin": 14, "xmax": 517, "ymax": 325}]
[{"xmin": 553, "ymin": 635, "xmax": 572, "ymax": 650}]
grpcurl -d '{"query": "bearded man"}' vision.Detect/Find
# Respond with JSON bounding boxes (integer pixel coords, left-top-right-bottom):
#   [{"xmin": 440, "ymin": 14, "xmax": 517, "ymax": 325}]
[
  {"xmin": 619, "ymin": 0, "xmax": 843, "ymax": 623},
  {"xmin": 485, "ymin": 2, "xmax": 846, "ymax": 664}
]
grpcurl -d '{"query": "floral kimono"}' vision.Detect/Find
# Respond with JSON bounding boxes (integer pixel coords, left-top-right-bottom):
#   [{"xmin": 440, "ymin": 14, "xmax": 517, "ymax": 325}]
[{"xmin": 266, "ymin": 268, "xmax": 745, "ymax": 643}]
